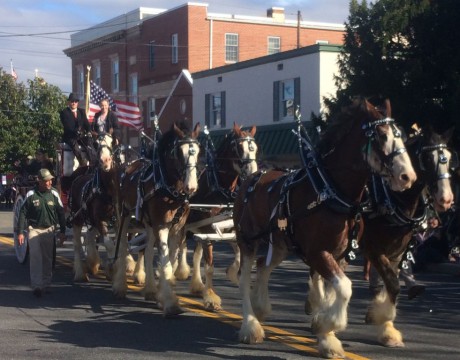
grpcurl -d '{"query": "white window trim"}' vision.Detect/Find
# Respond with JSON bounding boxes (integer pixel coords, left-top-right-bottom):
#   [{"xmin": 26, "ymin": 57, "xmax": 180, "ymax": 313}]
[
  {"xmin": 268, "ymin": 36, "xmax": 281, "ymax": 55},
  {"xmin": 225, "ymin": 33, "xmax": 238, "ymax": 63}
]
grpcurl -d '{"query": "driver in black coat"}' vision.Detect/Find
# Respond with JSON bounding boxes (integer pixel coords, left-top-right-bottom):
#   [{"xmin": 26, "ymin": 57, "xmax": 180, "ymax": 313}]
[{"xmin": 59, "ymin": 93, "xmax": 94, "ymax": 167}]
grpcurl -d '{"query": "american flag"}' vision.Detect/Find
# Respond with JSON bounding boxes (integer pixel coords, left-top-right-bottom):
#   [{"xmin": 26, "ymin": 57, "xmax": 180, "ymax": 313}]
[{"xmin": 88, "ymin": 80, "xmax": 143, "ymax": 130}]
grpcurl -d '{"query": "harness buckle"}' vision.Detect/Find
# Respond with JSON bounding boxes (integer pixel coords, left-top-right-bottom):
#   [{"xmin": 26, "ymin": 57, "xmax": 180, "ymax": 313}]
[{"xmin": 277, "ymin": 218, "xmax": 288, "ymax": 231}]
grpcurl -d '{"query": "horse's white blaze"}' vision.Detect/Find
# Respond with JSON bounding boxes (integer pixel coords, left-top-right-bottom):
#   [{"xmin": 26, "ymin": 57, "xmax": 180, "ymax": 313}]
[
  {"xmin": 367, "ymin": 126, "xmax": 416, "ymax": 192},
  {"xmin": 96, "ymin": 134, "xmax": 114, "ymax": 171},
  {"xmin": 241, "ymin": 140, "xmax": 258, "ymax": 177},
  {"xmin": 99, "ymin": 146, "xmax": 113, "ymax": 171},
  {"xmin": 180, "ymin": 142, "xmax": 200, "ymax": 194},
  {"xmin": 432, "ymin": 148, "xmax": 454, "ymax": 211}
]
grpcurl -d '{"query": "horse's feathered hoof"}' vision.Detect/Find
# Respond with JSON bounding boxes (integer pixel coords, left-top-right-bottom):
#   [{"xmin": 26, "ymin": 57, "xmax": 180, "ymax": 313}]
[
  {"xmin": 239, "ymin": 320, "xmax": 265, "ymax": 344},
  {"xmin": 318, "ymin": 332, "xmax": 345, "ymax": 359},
  {"xmin": 204, "ymin": 301, "xmax": 222, "ymax": 312},
  {"xmin": 164, "ymin": 305, "xmax": 185, "ymax": 318},
  {"xmin": 382, "ymin": 338, "xmax": 405, "ymax": 348}
]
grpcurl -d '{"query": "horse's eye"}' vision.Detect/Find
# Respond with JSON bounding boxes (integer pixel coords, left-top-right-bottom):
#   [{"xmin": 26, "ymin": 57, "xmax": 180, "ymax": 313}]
[{"xmin": 379, "ymin": 134, "xmax": 388, "ymax": 143}]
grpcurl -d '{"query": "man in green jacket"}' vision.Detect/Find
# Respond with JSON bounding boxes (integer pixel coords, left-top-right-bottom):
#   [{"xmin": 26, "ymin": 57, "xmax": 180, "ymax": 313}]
[{"xmin": 18, "ymin": 169, "xmax": 67, "ymax": 297}]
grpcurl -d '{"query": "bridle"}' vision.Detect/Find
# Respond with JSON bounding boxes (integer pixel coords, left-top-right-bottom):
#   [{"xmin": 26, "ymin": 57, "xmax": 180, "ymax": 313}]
[
  {"xmin": 418, "ymin": 143, "xmax": 456, "ymax": 192},
  {"xmin": 362, "ymin": 117, "xmax": 408, "ymax": 177},
  {"xmin": 171, "ymin": 137, "xmax": 200, "ymax": 179},
  {"xmin": 230, "ymin": 133, "xmax": 258, "ymax": 178}
]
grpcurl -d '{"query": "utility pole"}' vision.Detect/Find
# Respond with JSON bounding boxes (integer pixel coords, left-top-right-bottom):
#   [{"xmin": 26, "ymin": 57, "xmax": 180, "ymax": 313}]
[{"xmin": 297, "ymin": 10, "xmax": 301, "ymax": 48}]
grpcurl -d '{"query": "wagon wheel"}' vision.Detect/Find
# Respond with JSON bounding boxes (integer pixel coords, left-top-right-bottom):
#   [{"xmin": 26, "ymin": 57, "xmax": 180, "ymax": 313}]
[{"xmin": 13, "ymin": 194, "xmax": 28, "ymax": 264}]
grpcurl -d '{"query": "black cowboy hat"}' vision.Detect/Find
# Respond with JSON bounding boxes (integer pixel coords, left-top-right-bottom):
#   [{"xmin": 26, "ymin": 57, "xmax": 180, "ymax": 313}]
[{"xmin": 67, "ymin": 93, "xmax": 80, "ymax": 102}]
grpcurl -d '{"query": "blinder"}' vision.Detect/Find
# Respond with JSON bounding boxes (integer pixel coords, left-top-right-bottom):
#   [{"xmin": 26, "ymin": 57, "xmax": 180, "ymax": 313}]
[
  {"xmin": 231, "ymin": 135, "xmax": 257, "ymax": 165},
  {"xmin": 362, "ymin": 117, "xmax": 408, "ymax": 170},
  {"xmin": 170, "ymin": 137, "xmax": 200, "ymax": 182},
  {"xmin": 418, "ymin": 143, "xmax": 457, "ymax": 178},
  {"xmin": 172, "ymin": 138, "xmax": 199, "ymax": 161}
]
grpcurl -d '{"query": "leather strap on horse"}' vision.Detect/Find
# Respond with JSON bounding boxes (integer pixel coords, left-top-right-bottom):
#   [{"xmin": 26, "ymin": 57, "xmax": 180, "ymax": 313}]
[{"xmin": 368, "ymin": 173, "xmax": 429, "ymax": 230}]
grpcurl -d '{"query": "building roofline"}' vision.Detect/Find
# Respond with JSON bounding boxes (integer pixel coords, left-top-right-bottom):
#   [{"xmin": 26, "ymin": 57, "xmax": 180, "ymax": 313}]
[
  {"xmin": 206, "ymin": 13, "xmax": 344, "ymax": 31},
  {"xmin": 192, "ymin": 44, "xmax": 342, "ymax": 79},
  {"xmin": 158, "ymin": 69, "xmax": 193, "ymax": 120},
  {"xmin": 66, "ymin": 2, "xmax": 344, "ymax": 51}
]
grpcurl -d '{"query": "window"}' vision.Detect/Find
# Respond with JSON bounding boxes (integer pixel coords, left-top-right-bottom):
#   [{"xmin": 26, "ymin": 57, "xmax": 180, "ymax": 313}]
[
  {"xmin": 149, "ymin": 41, "xmax": 156, "ymax": 69},
  {"xmin": 225, "ymin": 33, "xmax": 238, "ymax": 63},
  {"xmin": 205, "ymin": 92, "xmax": 226, "ymax": 128},
  {"xmin": 93, "ymin": 61, "xmax": 101, "ymax": 86},
  {"xmin": 111, "ymin": 57, "xmax": 119, "ymax": 92},
  {"xmin": 76, "ymin": 65, "xmax": 84, "ymax": 98},
  {"xmin": 268, "ymin": 36, "xmax": 280, "ymax": 55},
  {"xmin": 129, "ymin": 73, "xmax": 138, "ymax": 104},
  {"xmin": 171, "ymin": 33, "xmax": 178, "ymax": 64},
  {"xmin": 273, "ymin": 78, "xmax": 300, "ymax": 122}
]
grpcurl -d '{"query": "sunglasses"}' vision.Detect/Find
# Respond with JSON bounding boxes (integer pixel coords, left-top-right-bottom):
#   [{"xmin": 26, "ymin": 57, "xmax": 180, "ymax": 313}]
[{"xmin": 70, "ymin": 100, "xmax": 79, "ymax": 103}]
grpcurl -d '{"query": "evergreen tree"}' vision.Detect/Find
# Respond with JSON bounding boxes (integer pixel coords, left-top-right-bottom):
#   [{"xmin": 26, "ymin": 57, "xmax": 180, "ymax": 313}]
[{"xmin": 326, "ymin": 0, "xmax": 459, "ymax": 135}]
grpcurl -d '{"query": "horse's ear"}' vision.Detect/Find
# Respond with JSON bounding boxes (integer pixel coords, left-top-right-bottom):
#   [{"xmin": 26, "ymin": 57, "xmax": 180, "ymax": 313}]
[
  {"xmin": 192, "ymin": 122, "xmax": 201, "ymax": 138},
  {"xmin": 233, "ymin": 122, "xmax": 242, "ymax": 135},
  {"xmin": 173, "ymin": 122, "xmax": 185, "ymax": 138},
  {"xmin": 384, "ymin": 99, "xmax": 391, "ymax": 118},
  {"xmin": 442, "ymin": 126, "xmax": 454, "ymax": 143},
  {"xmin": 249, "ymin": 125, "xmax": 256, "ymax": 137}
]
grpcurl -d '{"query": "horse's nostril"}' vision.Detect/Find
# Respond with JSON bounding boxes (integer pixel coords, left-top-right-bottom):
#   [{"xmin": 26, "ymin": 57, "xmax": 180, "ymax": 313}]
[{"xmin": 401, "ymin": 174, "xmax": 409, "ymax": 182}]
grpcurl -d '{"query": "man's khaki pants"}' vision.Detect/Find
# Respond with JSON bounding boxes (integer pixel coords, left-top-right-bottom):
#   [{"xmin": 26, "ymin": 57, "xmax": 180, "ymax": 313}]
[{"xmin": 28, "ymin": 226, "xmax": 55, "ymax": 290}]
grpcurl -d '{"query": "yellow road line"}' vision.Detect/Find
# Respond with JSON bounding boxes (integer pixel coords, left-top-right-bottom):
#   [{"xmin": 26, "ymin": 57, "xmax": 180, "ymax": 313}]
[{"xmin": 0, "ymin": 235, "xmax": 370, "ymax": 360}]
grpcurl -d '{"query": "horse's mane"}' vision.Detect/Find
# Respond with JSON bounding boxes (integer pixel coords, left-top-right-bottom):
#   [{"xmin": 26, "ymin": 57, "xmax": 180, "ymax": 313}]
[{"xmin": 317, "ymin": 97, "xmax": 369, "ymax": 155}]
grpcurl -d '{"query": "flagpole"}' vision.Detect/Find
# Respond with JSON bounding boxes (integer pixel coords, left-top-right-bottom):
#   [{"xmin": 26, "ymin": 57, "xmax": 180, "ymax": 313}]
[{"xmin": 85, "ymin": 65, "xmax": 91, "ymax": 114}]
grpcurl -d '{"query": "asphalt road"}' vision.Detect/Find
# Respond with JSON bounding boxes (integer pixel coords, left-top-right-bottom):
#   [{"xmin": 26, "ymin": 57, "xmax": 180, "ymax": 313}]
[{"xmin": 0, "ymin": 209, "xmax": 459, "ymax": 360}]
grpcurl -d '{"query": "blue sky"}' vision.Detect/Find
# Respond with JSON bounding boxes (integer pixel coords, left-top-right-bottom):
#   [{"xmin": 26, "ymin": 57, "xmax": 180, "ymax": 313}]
[{"xmin": 0, "ymin": 0, "xmax": 350, "ymax": 93}]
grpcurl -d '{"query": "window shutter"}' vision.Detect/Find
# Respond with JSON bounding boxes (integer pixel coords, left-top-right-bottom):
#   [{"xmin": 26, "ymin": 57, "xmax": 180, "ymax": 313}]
[
  {"xmin": 220, "ymin": 91, "xmax": 226, "ymax": 128},
  {"xmin": 273, "ymin": 81, "xmax": 280, "ymax": 122},
  {"xmin": 205, "ymin": 94, "xmax": 210, "ymax": 128}
]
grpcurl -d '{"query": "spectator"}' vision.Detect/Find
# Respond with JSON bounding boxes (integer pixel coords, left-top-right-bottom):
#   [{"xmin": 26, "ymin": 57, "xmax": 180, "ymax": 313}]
[
  {"xmin": 36, "ymin": 149, "xmax": 54, "ymax": 173},
  {"xmin": 413, "ymin": 216, "xmax": 449, "ymax": 272},
  {"xmin": 24, "ymin": 155, "xmax": 35, "ymax": 178},
  {"xmin": 368, "ymin": 261, "xmax": 425, "ymax": 300},
  {"xmin": 91, "ymin": 98, "xmax": 121, "ymax": 145},
  {"xmin": 17, "ymin": 169, "xmax": 66, "ymax": 298},
  {"xmin": 28, "ymin": 150, "xmax": 44, "ymax": 176}
]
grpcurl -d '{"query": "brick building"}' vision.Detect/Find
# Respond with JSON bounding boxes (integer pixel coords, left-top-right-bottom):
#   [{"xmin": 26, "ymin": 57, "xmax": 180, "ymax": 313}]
[{"xmin": 63, "ymin": 2, "xmax": 344, "ymax": 146}]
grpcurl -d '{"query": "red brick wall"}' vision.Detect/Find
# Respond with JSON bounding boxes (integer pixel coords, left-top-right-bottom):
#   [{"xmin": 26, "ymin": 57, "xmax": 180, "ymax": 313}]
[{"xmin": 70, "ymin": 4, "xmax": 344, "ymax": 93}]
